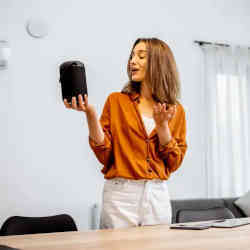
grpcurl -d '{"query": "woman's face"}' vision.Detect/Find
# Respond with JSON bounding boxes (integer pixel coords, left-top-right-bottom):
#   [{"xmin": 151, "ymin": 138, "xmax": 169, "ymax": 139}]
[{"xmin": 129, "ymin": 42, "xmax": 148, "ymax": 82}]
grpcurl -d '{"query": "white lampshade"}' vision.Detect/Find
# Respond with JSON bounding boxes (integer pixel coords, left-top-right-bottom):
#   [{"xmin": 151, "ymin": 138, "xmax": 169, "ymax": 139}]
[{"xmin": 0, "ymin": 40, "xmax": 11, "ymax": 69}]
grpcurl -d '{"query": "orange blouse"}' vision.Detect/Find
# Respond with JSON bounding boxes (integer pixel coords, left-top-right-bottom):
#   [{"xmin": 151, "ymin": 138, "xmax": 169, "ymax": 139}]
[{"xmin": 89, "ymin": 92, "xmax": 187, "ymax": 180}]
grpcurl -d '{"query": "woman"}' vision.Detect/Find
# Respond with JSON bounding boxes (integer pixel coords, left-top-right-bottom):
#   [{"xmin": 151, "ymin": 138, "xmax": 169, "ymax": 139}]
[{"xmin": 64, "ymin": 38, "xmax": 187, "ymax": 229}]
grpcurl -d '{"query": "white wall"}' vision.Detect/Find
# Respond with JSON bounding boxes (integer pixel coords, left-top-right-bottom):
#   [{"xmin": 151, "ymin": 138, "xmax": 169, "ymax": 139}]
[{"xmin": 0, "ymin": 0, "xmax": 250, "ymax": 230}]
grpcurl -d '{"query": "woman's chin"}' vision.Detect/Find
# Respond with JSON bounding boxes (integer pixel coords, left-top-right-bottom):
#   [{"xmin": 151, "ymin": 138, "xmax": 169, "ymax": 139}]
[{"xmin": 131, "ymin": 77, "xmax": 142, "ymax": 82}]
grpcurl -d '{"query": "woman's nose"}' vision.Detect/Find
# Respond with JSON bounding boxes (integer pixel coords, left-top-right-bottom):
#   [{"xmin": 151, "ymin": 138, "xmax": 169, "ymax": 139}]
[
  {"xmin": 130, "ymin": 60, "xmax": 136, "ymax": 68},
  {"xmin": 130, "ymin": 55, "xmax": 137, "ymax": 64}
]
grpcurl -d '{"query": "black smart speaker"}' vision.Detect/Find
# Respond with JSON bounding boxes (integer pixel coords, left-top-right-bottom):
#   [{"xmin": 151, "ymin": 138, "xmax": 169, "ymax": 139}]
[{"xmin": 59, "ymin": 60, "xmax": 87, "ymax": 104}]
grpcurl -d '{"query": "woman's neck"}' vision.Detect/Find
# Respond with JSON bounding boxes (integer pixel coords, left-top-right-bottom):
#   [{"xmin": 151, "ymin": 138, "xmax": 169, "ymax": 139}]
[{"xmin": 140, "ymin": 81, "xmax": 154, "ymax": 103}]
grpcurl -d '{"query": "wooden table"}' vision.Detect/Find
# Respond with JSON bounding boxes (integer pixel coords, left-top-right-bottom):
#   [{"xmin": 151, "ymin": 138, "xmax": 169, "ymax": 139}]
[{"xmin": 0, "ymin": 222, "xmax": 249, "ymax": 250}]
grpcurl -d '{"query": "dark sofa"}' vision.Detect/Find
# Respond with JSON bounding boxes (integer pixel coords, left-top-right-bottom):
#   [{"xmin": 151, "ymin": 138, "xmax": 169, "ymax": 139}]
[{"xmin": 170, "ymin": 197, "xmax": 246, "ymax": 224}]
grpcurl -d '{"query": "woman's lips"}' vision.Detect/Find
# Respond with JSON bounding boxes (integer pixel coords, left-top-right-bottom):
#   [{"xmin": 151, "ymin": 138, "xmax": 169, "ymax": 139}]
[{"xmin": 131, "ymin": 70, "xmax": 139, "ymax": 75}]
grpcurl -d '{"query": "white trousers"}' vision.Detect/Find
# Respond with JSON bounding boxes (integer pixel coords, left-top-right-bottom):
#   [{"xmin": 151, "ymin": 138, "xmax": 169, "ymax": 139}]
[{"xmin": 100, "ymin": 178, "xmax": 172, "ymax": 229}]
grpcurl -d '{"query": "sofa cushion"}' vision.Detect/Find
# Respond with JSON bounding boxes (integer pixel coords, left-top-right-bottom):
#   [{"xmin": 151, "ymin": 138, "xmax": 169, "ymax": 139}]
[
  {"xmin": 223, "ymin": 197, "xmax": 245, "ymax": 218},
  {"xmin": 171, "ymin": 198, "xmax": 226, "ymax": 223},
  {"xmin": 234, "ymin": 191, "xmax": 250, "ymax": 217},
  {"xmin": 176, "ymin": 207, "xmax": 235, "ymax": 223}
]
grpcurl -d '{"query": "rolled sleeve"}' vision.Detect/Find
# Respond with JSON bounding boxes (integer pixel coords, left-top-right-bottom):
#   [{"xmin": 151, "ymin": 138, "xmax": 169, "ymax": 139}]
[
  {"xmin": 88, "ymin": 95, "xmax": 113, "ymax": 168},
  {"xmin": 89, "ymin": 134, "xmax": 111, "ymax": 150},
  {"xmin": 158, "ymin": 105, "xmax": 187, "ymax": 173}
]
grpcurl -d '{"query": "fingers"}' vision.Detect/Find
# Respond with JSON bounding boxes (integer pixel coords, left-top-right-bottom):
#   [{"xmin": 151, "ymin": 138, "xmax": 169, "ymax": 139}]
[
  {"xmin": 154, "ymin": 102, "xmax": 167, "ymax": 114},
  {"xmin": 162, "ymin": 103, "xmax": 167, "ymax": 113},
  {"xmin": 71, "ymin": 96, "xmax": 78, "ymax": 109},
  {"xmin": 71, "ymin": 95, "xmax": 86, "ymax": 111},
  {"xmin": 78, "ymin": 94, "xmax": 85, "ymax": 110},
  {"xmin": 64, "ymin": 99, "xmax": 71, "ymax": 109},
  {"xmin": 64, "ymin": 95, "xmax": 86, "ymax": 112},
  {"xmin": 167, "ymin": 105, "xmax": 177, "ymax": 119},
  {"xmin": 158, "ymin": 102, "xmax": 163, "ymax": 112},
  {"xmin": 153, "ymin": 102, "xmax": 163, "ymax": 114},
  {"xmin": 79, "ymin": 94, "xmax": 88, "ymax": 112},
  {"xmin": 84, "ymin": 94, "xmax": 88, "ymax": 107},
  {"xmin": 154, "ymin": 103, "xmax": 177, "ymax": 120},
  {"xmin": 165, "ymin": 105, "xmax": 173, "ymax": 120}
]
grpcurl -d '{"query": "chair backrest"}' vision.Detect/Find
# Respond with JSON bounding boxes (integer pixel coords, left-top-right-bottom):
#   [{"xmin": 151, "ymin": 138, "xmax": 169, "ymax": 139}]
[{"xmin": 0, "ymin": 214, "xmax": 77, "ymax": 236}]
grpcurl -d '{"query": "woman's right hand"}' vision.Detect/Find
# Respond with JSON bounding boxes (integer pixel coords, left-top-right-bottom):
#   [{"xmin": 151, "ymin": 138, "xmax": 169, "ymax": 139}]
[
  {"xmin": 64, "ymin": 94, "xmax": 105, "ymax": 145},
  {"xmin": 64, "ymin": 94, "xmax": 97, "ymax": 117}
]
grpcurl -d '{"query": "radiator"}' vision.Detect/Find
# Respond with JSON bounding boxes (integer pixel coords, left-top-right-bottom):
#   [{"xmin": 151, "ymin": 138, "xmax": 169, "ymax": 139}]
[{"xmin": 91, "ymin": 203, "xmax": 101, "ymax": 229}]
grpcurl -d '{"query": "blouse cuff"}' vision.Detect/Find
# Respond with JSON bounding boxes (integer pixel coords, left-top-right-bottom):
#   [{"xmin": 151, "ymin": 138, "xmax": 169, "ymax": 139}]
[
  {"xmin": 88, "ymin": 135, "xmax": 111, "ymax": 150},
  {"xmin": 158, "ymin": 137, "xmax": 178, "ymax": 154}
]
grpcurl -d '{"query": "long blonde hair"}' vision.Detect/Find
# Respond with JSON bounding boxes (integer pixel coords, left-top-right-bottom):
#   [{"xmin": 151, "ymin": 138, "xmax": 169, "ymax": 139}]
[{"xmin": 122, "ymin": 38, "xmax": 181, "ymax": 105}]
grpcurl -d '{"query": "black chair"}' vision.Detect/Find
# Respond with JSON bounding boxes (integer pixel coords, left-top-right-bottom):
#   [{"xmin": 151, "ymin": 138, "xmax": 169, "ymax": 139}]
[{"xmin": 0, "ymin": 214, "xmax": 77, "ymax": 236}]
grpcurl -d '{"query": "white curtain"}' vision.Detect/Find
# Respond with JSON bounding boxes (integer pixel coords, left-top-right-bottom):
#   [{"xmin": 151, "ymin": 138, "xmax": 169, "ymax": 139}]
[{"xmin": 200, "ymin": 44, "xmax": 250, "ymax": 198}]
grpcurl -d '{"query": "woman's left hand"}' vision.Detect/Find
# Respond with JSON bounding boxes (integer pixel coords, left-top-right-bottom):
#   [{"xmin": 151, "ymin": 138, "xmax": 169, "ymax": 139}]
[{"xmin": 153, "ymin": 103, "xmax": 177, "ymax": 128}]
